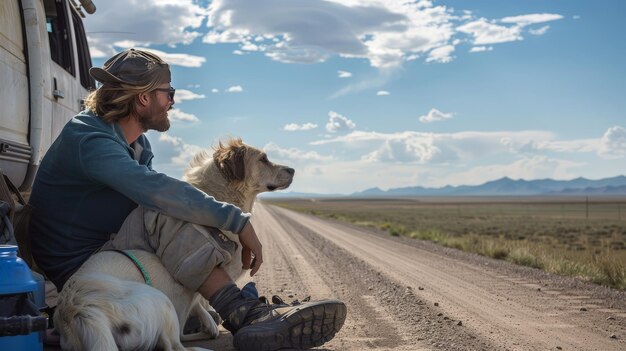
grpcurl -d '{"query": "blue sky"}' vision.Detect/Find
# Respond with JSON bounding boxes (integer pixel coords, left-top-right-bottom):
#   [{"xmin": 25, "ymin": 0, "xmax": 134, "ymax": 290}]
[{"xmin": 85, "ymin": 0, "xmax": 626, "ymax": 194}]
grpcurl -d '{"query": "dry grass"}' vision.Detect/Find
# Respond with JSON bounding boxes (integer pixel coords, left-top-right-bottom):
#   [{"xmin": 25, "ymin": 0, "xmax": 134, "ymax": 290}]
[{"xmin": 266, "ymin": 197, "xmax": 626, "ymax": 290}]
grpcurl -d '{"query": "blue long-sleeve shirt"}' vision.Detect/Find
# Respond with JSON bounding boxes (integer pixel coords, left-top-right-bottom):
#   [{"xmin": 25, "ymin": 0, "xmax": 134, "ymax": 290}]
[{"xmin": 29, "ymin": 110, "xmax": 250, "ymax": 290}]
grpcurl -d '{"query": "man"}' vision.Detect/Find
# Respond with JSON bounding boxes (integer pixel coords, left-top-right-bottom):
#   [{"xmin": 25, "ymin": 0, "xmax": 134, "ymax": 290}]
[{"xmin": 29, "ymin": 48, "xmax": 346, "ymax": 350}]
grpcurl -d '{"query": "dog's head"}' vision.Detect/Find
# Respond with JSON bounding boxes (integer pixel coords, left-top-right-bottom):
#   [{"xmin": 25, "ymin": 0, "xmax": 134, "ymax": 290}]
[{"xmin": 210, "ymin": 138, "xmax": 294, "ymax": 193}]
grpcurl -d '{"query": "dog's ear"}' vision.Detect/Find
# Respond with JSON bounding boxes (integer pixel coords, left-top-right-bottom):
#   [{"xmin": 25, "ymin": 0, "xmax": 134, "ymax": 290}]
[
  {"xmin": 224, "ymin": 146, "xmax": 246, "ymax": 181},
  {"xmin": 214, "ymin": 141, "xmax": 246, "ymax": 182}
]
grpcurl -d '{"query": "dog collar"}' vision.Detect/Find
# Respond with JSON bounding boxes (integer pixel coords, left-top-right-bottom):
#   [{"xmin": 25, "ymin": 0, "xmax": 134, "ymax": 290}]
[{"xmin": 112, "ymin": 249, "xmax": 152, "ymax": 286}]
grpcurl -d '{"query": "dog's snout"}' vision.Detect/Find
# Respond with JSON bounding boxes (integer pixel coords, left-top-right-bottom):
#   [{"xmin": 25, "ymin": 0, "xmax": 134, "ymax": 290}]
[{"xmin": 284, "ymin": 167, "xmax": 295, "ymax": 175}]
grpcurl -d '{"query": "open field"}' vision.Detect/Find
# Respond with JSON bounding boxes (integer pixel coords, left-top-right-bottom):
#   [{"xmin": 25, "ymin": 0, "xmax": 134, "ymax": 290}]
[{"xmin": 264, "ymin": 196, "xmax": 626, "ymax": 289}]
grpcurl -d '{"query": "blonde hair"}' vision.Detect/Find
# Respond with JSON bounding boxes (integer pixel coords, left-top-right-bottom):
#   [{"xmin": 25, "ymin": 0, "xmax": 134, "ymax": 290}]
[{"xmin": 84, "ymin": 74, "xmax": 168, "ymax": 123}]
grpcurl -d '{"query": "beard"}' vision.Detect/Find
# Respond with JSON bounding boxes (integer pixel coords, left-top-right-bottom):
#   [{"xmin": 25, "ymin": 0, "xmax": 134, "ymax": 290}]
[{"xmin": 138, "ymin": 103, "xmax": 171, "ymax": 132}]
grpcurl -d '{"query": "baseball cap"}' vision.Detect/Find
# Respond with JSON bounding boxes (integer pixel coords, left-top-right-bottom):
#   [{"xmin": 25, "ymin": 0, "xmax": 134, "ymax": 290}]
[{"xmin": 89, "ymin": 48, "xmax": 171, "ymax": 86}]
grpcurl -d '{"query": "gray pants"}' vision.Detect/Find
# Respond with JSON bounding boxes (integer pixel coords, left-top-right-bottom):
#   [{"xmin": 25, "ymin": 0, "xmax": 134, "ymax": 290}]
[{"xmin": 101, "ymin": 206, "xmax": 238, "ymax": 291}]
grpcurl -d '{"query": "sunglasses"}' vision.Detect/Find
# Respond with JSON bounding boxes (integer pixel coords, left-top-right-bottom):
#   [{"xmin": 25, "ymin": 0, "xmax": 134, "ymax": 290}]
[{"xmin": 154, "ymin": 87, "xmax": 176, "ymax": 101}]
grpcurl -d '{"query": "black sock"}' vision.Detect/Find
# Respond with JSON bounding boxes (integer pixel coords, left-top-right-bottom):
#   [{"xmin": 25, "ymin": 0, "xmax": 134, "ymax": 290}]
[
  {"xmin": 208, "ymin": 283, "xmax": 241, "ymax": 318},
  {"xmin": 209, "ymin": 283, "xmax": 261, "ymax": 333}
]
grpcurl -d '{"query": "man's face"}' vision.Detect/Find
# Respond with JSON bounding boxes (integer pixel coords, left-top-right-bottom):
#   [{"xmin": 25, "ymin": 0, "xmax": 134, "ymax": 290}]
[{"xmin": 137, "ymin": 82, "xmax": 174, "ymax": 132}]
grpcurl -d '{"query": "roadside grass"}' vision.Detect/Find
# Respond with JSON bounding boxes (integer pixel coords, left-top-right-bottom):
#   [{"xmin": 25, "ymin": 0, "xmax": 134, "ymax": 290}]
[
  {"xmin": 266, "ymin": 198, "xmax": 626, "ymax": 290},
  {"xmin": 407, "ymin": 229, "xmax": 625, "ymax": 288}
]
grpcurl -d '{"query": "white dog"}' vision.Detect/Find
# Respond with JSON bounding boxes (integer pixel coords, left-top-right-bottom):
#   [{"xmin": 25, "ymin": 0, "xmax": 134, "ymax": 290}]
[{"xmin": 54, "ymin": 138, "xmax": 294, "ymax": 351}]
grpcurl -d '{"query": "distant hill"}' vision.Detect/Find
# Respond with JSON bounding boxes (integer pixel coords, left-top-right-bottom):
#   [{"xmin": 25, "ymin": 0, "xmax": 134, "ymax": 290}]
[
  {"xmin": 553, "ymin": 184, "xmax": 626, "ymax": 195},
  {"xmin": 262, "ymin": 175, "xmax": 626, "ymax": 198},
  {"xmin": 351, "ymin": 176, "xmax": 626, "ymax": 197}
]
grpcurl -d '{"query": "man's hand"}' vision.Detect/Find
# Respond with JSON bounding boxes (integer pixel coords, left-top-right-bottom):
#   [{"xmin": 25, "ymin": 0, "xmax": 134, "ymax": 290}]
[{"xmin": 238, "ymin": 221, "xmax": 263, "ymax": 276}]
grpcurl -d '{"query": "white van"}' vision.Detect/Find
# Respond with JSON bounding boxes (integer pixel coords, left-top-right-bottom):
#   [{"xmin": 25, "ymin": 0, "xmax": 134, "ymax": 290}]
[{"xmin": 0, "ymin": 0, "xmax": 96, "ymax": 191}]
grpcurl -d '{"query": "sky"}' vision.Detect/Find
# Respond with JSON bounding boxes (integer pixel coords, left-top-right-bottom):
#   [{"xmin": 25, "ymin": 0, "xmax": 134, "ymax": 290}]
[{"xmin": 83, "ymin": 0, "xmax": 626, "ymax": 194}]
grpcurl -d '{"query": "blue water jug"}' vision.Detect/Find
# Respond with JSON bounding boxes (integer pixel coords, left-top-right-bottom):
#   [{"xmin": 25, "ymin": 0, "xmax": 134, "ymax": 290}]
[{"xmin": 0, "ymin": 245, "xmax": 47, "ymax": 351}]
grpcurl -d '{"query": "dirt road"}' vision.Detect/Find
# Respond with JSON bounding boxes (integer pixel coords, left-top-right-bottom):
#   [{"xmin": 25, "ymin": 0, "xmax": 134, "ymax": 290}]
[{"xmin": 206, "ymin": 202, "xmax": 625, "ymax": 351}]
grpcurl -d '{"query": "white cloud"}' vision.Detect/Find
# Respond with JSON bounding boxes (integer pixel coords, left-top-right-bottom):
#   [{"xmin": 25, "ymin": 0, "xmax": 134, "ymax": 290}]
[
  {"xmin": 211, "ymin": 88, "xmax": 220, "ymax": 93},
  {"xmin": 133, "ymin": 47, "xmax": 206, "ymax": 67},
  {"xmin": 204, "ymin": 0, "xmax": 458, "ymax": 68},
  {"xmin": 85, "ymin": 0, "xmax": 207, "ymax": 58},
  {"xmin": 469, "ymin": 46, "xmax": 493, "ymax": 53},
  {"xmin": 338, "ymin": 70, "xmax": 353, "ymax": 78},
  {"xmin": 311, "ymin": 130, "xmax": 555, "ymax": 165},
  {"xmin": 377, "ymin": 90, "xmax": 390, "ymax": 96},
  {"xmin": 168, "ymin": 109, "xmax": 200, "ymax": 123},
  {"xmin": 241, "ymin": 42, "xmax": 261, "ymax": 51},
  {"xmin": 426, "ymin": 45, "xmax": 455, "ymax": 63},
  {"xmin": 174, "ymin": 89, "xmax": 206, "ymax": 103},
  {"xmin": 419, "ymin": 108, "xmax": 453, "ymax": 123},
  {"xmin": 529, "ymin": 25, "xmax": 550, "ymax": 36},
  {"xmin": 264, "ymin": 142, "xmax": 333, "ymax": 161},
  {"xmin": 88, "ymin": 46, "xmax": 107, "ymax": 59},
  {"xmin": 326, "ymin": 111, "xmax": 356, "ymax": 133},
  {"xmin": 600, "ymin": 126, "xmax": 626, "ymax": 158},
  {"xmin": 158, "ymin": 133, "xmax": 182, "ymax": 146},
  {"xmin": 226, "ymin": 85, "xmax": 244, "ymax": 93},
  {"xmin": 500, "ymin": 13, "xmax": 564, "ymax": 27},
  {"xmin": 529, "ymin": 139, "xmax": 598, "ymax": 154},
  {"xmin": 155, "ymin": 133, "xmax": 205, "ymax": 169},
  {"xmin": 457, "ymin": 18, "xmax": 523, "ymax": 45},
  {"xmin": 457, "ymin": 13, "xmax": 562, "ymax": 46},
  {"xmin": 284, "ymin": 123, "xmax": 318, "ymax": 131},
  {"xmin": 573, "ymin": 15, "xmax": 581, "ymax": 20},
  {"xmin": 361, "ymin": 136, "xmax": 442, "ymax": 163}
]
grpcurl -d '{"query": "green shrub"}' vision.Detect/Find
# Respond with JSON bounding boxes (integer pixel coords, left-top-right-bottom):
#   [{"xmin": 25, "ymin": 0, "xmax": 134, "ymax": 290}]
[
  {"xmin": 592, "ymin": 255, "xmax": 626, "ymax": 289},
  {"xmin": 388, "ymin": 225, "xmax": 406, "ymax": 236},
  {"xmin": 508, "ymin": 248, "xmax": 543, "ymax": 269}
]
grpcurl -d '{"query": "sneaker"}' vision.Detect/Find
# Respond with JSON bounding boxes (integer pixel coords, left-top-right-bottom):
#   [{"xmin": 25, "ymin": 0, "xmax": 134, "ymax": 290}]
[{"xmin": 232, "ymin": 297, "xmax": 347, "ymax": 351}]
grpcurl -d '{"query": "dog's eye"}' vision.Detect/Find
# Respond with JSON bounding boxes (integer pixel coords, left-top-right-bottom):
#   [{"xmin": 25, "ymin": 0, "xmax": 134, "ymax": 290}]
[{"xmin": 259, "ymin": 155, "xmax": 269, "ymax": 163}]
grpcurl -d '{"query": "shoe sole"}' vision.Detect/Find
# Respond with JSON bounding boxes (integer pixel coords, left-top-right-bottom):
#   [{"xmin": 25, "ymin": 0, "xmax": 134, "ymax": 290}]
[{"xmin": 233, "ymin": 300, "xmax": 347, "ymax": 351}]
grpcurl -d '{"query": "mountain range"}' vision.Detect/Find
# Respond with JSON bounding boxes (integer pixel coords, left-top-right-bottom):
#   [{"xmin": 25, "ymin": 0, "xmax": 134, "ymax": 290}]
[{"xmin": 262, "ymin": 175, "xmax": 626, "ymax": 198}]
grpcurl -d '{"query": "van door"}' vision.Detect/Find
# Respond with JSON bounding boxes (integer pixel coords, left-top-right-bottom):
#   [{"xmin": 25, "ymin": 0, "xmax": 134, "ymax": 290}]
[{"xmin": 0, "ymin": 0, "xmax": 31, "ymax": 186}]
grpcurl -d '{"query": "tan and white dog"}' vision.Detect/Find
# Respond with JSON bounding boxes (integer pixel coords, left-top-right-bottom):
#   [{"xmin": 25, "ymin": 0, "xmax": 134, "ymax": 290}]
[{"xmin": 54, "ymin": 138, "xmax": 294, "ymax": 351}]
